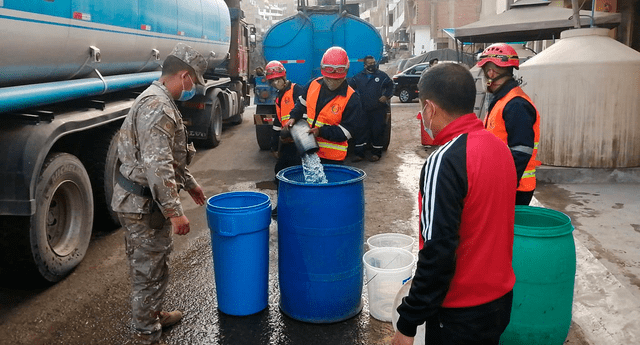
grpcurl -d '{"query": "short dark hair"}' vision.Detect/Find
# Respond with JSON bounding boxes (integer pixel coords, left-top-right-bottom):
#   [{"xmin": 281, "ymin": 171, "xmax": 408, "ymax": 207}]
[
  {"xmin": 162, "ymin": 55, "xmax": 196, "ymax": 80},
  {"xmin": 418, "ymin": 63, "xmax": 475, "ymax": 116},
  {"xmin": 364, "ymin": 55, "xmax": 375, "ymax": 62}
]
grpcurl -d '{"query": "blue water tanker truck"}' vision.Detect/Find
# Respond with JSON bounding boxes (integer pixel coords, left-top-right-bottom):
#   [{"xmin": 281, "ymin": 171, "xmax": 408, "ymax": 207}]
[
  {"xmin": 0, "ymin": 0, "xmax": 253, "ymax": 282},
  {"xmin": 253, "ymin": 0, "xmax": 390, "ymax": 150}
]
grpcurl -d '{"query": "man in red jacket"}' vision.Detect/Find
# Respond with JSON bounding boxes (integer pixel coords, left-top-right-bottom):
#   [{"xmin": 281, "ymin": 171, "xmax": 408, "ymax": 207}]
[{"xmin": 392, "ymin": 63, "xmax": 517, "ymax": 345}]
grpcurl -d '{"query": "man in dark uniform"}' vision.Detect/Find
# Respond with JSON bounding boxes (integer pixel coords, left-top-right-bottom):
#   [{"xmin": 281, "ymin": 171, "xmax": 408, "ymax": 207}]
[{"xmin": 348, "ymin": 55, "xmax": 394, "ymax": 162}]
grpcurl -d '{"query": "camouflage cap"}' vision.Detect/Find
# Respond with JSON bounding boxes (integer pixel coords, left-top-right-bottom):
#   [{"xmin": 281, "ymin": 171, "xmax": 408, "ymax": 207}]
[{"xmin": 169, "ymin": 43, "xmax": 207, "ymax": 85}]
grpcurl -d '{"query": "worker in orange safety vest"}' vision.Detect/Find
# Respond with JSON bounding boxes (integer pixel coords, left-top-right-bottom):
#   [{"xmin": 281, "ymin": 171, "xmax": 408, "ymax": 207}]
[
  {"xmin": 286, "ymin": 46, "xmax": 365, "ymax": 164},
  {"xmin": 266, "ymin": 60, "xmax": 304, "ymax": 177},
  {"xmin": 478, "ymin": 43, "xmax": 541, "ymax": 206}
]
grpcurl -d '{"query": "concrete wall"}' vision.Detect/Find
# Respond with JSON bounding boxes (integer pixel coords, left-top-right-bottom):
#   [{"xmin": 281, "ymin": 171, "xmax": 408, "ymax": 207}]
[{"xmin": 413, "ymin": 26, "xmax": 431, "ymax": 55}]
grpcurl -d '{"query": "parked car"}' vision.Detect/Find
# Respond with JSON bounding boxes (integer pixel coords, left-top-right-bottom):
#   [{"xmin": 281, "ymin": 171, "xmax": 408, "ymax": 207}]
[
  {"xmin": 392, "ymin": 62, "xmax": 429, "ymax": 103},
  {"xmin": 380, "ymin": 47, "xmax": 389, "ymax": 64},
  {"xmin": 397, "ymin": 59, "xmax": 409, "ymax": 73}
]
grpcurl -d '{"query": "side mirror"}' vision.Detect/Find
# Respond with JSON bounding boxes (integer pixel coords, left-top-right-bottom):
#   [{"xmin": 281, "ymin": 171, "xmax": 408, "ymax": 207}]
[{"xmin": 248, "ymin": 25, "xmax": 257, "ymax": 51}]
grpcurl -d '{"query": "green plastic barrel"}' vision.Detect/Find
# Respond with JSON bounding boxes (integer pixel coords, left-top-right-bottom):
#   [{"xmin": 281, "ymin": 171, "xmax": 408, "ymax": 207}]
[{"xmin": 501, "ymin": 206, "xmax": 576, "ymax": 345}]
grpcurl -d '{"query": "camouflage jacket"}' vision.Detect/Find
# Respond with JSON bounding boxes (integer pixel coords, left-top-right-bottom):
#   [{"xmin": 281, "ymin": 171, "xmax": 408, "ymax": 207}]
[{"xmin": 111, "ymin": 81, "xmax": 197, "ymax": 218}]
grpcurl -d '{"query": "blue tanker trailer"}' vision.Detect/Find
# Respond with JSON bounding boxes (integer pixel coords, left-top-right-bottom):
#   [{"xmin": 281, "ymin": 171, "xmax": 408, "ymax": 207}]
[
  {"xmin": 252, "ymin": 0, "xmax": 387, "ymax": 150},
  {"xmin": 0, "ymin": 0, "xmax": 253, "ymax": 282}
]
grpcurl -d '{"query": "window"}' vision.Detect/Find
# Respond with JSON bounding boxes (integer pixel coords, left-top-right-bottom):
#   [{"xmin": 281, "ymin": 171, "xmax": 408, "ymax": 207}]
[{"xmin": 413, "ymin": 65, "xmax": 427, "ymax": 75}]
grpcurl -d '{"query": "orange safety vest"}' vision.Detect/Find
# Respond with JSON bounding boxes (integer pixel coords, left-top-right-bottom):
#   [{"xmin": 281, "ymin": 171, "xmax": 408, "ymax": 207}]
[
  {"xmin": 306, "ymin": 78, "xmax": 354, "ymax": 161},
  {"xmin": 276, "ymin": 83, "xmax": 296, "ymax": 125},
  {"xmin": 484, "ymin": 86, "xmax": 541, "ymax": 192}
]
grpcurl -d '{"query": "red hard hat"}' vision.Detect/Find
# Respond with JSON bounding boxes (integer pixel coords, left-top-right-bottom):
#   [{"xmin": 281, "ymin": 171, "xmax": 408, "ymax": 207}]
[
  {"xmin": 477, "ymin": 43, "xmax": 520, "ymax": 69},
  {"xmin": 321, "ymin": 46, "xmax": 349, "ymax": 79},
  {"xmin": 265, "ymin": 60, "xmax": 286, "ymax": 80}
]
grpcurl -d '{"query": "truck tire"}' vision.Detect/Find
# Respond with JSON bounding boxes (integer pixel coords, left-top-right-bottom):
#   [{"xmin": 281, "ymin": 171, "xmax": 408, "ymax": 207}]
[
  {"xmin": 228, "ymin": 82, "xmax": 245, "ymax": 125},
  {"xmin": 103, "ymin": 131, "xmax": 121, "ymax": 226},
  {"xmin": 203, "ymin": 96, "xmax": 223, "ymax": 148},
  {"xmin": 31, "ymin": 153, "xmax": 94, "ymax": 282},
  {"xmin": 256, "ymin": 124, "xmax": 272, "ymax": 150},
  {"xmin": 398, "ymin": 88, "xmax": 412, "ymax": 103},
  {"xmin": 383, "ymin": 111, "xmax": 392, "ymax": 150},
  {"xmin": 83, "ymin": 128, "xmax": 120, "ymax": 227}
]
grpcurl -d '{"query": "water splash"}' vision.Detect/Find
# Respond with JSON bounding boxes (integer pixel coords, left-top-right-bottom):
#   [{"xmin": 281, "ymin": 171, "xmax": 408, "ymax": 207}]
[{"xmin": 301, "ymin": 153, "xmax": 328, "ymax": 184}]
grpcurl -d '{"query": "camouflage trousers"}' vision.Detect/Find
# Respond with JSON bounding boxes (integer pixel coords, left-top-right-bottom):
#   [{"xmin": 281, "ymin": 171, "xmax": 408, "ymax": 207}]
[{"xmin": 118, "ymin": 213, "xmax": 172, "ymax": 344}]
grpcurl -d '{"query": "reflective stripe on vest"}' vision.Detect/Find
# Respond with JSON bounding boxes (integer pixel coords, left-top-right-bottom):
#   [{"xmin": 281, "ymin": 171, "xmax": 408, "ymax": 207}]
[
  {"xmin": 276, "ymin": 83, "xmax": 296, "ymax": 125},
  {"xmin": 484, "ymin": 86, "xmax": 541, "ymax": 192},
  {"xmin": 306, "ymin": 78, "xmax": 354, "ymax": 161}
]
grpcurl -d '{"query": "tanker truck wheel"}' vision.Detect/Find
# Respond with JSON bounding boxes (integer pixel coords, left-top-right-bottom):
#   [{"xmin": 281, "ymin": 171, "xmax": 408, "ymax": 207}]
[
  {"xmin": 203, "ymin": 96, "xmax": 223, "ymax": 148},
  {"xmin": 102, "ymin": 130, "xmax": 121, "ymax": 226},
  {"xmin": 383, "ymin": 111, "xmax": 392, "ymax": 150},
  {"xmin": 83, "ymin": 128, "xmax": 120, "ymax": 227},
  {"xmin": 255, "ymin": 124, "xmax": 272, "ymax": 150},
  {"xmin": 30, "ymin": 152, "xmax": 94, "ymax": 282}
]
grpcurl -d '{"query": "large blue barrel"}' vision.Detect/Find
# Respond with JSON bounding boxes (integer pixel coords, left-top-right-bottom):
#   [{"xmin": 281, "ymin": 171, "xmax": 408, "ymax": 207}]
[
  {"xmin": 501, "ymin": 205, "xmax": 576, "ymax": 344},
  {"xmin": 206, "ymin": 191, "xmax": 271, "ymax": 316},
  {"xmin": 276, "ymin": 165, "xmax": 366, "ymax": 323}
]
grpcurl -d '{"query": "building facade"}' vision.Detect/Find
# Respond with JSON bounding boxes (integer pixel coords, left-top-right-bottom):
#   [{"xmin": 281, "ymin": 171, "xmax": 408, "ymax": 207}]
[{"xmin": 356, "ymin": 0, "xmax": 637, "ymax": 58}]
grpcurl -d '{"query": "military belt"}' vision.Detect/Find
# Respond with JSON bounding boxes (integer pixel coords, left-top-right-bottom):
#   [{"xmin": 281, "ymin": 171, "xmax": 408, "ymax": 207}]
[{"xmin": 116, "ymin": 170, "xmax": 153, "ymax": 198}]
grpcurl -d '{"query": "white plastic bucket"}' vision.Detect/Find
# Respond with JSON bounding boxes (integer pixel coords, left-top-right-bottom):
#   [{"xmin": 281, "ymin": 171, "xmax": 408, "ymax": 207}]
[
  {"xmin": 363, "ymin": 247, "xmax": 416, "ymax": 322},
  {"xmin": 392, "ymin": 278, "xmax": 426, "ymax": 345},
  {"xmin": 367, "ymin": 233, "xmax": 415, "ymax": 253}
]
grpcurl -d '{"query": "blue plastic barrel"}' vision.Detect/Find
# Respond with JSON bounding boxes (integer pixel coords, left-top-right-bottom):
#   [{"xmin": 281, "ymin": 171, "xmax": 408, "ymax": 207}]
[
  {"xmin": 276, "ymin": 164, "xmax": 367, "ymax": 323},
  {"xmin": 206, "ymin": 191, "xmax": 271, "ymax": 316}
]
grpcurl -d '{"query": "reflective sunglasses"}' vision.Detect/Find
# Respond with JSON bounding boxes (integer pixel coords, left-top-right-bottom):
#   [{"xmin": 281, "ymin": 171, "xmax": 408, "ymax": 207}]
[
  {"xmin": 321, "ymin": 64, "xmax": 348, "ymax": 74},
  {"xmin": 266, "ymin": 65, "xmax": 285, "ymax": 74},
  {"xmin": 479, "ymin": 54, "xmax": 518, "ymax": 62}
]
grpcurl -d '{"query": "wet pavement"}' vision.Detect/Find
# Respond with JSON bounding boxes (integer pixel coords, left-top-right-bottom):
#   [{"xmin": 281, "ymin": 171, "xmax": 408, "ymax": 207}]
[
  {"xmin": 533, "ymin": 180, "xmax": 640, "ymax": 344},
  {"xmin": 148, "ymin": 231, "xmax": 391, "ymax": 345}
]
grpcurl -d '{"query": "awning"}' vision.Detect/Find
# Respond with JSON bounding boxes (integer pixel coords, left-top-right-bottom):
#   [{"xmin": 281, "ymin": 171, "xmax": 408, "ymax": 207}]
[{"xmin": 454, "ymin": 0, "xmax": 621, "ymax": 43}]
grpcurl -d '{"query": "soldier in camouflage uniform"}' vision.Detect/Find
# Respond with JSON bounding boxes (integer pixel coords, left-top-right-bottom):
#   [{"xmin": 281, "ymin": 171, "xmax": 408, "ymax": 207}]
[{"xmin": 111, "ymin": 43, "xmax": 208, "ymax": 345}]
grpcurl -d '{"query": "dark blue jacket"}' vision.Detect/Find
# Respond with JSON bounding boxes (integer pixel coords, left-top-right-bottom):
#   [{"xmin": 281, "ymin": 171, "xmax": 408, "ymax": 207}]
[{"xmin": 348, "ymin": 69, "xmax": 393, "ymax": 112}]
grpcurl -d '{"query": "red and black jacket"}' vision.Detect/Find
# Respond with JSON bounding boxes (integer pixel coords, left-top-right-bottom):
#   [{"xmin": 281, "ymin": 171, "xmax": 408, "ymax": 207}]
[{"xmin": 396, "ymin": 114, "xmax": 517, "ymax": 337}]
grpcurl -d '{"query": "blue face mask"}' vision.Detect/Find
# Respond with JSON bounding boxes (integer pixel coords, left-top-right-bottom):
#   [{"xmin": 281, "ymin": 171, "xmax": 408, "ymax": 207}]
[{"xmin": 178, "ymin": 74, "xmax": 196, "ymax": 101}]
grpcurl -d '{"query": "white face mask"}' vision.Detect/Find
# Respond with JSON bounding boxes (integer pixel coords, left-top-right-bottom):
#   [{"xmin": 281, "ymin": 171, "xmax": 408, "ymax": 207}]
[
  {"xmin": 481, "ymin": 74, "xmax": 491, "ymax": 93},
  {"xmin": 419, "ymin": 101, "xmax": 434, "ymax": 138},
  {"xmin": 324, "ymin": 77, "xmax": 344, "ymax": 91}
]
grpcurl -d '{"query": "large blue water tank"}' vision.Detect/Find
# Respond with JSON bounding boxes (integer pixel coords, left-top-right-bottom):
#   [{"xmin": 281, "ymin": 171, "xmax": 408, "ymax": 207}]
[
  {"xmin": 0, "ymin": 0, "xmax": 230, "ymax": 87},
  {"xmin": 262, "ymin": 11, "xmax": 383, "ymax": 85}
]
